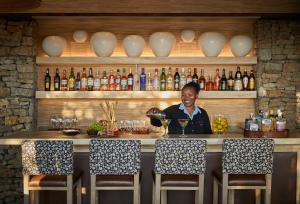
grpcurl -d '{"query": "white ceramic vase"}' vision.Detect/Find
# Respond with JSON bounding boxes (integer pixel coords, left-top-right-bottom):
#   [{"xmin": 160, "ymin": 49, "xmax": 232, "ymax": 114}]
[
  {"xmin": 181, "ymin": 30, "xmax": 195, "ymax": 43},
  {"xmin": 42, "ymin": 36, "xmax": 67, "ymax": 57},
  {"xmin": 122, "ymin": 35, "xmax": 145, "ymax": 57},
  {"xmin": 149, "ymin": 32, "xmax": 176, "ymax": 57},
  {"xmin": 229, "ymin": 35, "xmax": 253, "ymax": 57},
  {"xmin": 90, "ymin": 32, "xmax": 117, "ymax": 57},
  {"xmin": 198, "ymin": 32, "xmax": 225, "ymax": 57},
  {"xmin": 73, "ymin": 30, "xmax": 88, "ymax": 43}
]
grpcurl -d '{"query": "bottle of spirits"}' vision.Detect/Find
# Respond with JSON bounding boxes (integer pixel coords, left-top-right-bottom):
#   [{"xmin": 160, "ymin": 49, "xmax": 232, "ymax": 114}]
[
  {"xmin": 186, "ymin": 68, "xmax": 193, "ymax": 83},
  {"xmin": 276, "ymin": 110, "xmax": 286, "ymax": 131},
  {"xmin": 269, "ymin": 109, "xmax": 276, "ymax": 131},
  {"xmin": 140, "ymin": 67, "xmax": 146, "ymax": 91},
  {"xmin": 205, "ymin": 74, "xmax": 214, "ymax": 91},
  {"xmin": 166, "ymin": 67, "xmax": 173, "ymax": 91},
  {"xmin": 108, "ymin": 70, "xmax": 115, "ymax": 91},
  {"xmin": 227, "ymin": 70, "xmax": 234, "ymax": 91},
  {"xmin": 68, "ymin": 67, "xmax": 75, "ymax": 91},
  {"xmin": 174, "ymin": 68, "xmax": 180, "ymax": 91},
  {"xmin": 180, "ymin": 68, "xmax": 186, "ymax": 89},
  {"xmin": 93, "ymin": 70, "xmax": 101, "ymax": 91},
  {"xmin": 75, "ymin": 72, "xmax": 81, "ymax": 91},
  {"xmin": 256, "ymin": 110, "xmax": 264, "ymax": 130},
  {"xmin": 115, "ymin": 69, "xmax": 121, "ymax": 91},
  {"xmin": 220, "ymin": 68, "xmax": 227, "ymax": 91},
  {"xmin": 87, "ymin": 68, "xmax": 94, "ymax": 91},
  {"xmin": 81, "ymin": 68, "xmax": 88, "ymax": 91},
  {"xmin": 192, "ymin": 68, "xmax": 198, "ymax": 83},
  {"xmin": 261, "ymin": 111, "xmax": 272, "ymax": 131},
  {"xmin": 242, "ymin": 69, "xmax": 249, "ymax": 90},
  {"xmin": 146, "ymin": 72, "xmax": 153, "ymax": 91},
  {"xmin": 214, "ymin": 68, "xmax": 221, "ymax": 91},
  {"xmin": 127, "ymin": 68, "xmax": 134, "ymax": 91},
  {"xmin": 198, "ymin": 69, "xmax": 206, "ymax": 91},
  {"xmin": 54, "ymin": 68, "xmax": 60, "ymax": 91},
  {"xmin": 121, "ymin": 68, "xmax": 128, "ymax": 91},
  {"xmin": 61, "ymin": 69, "xmax": 68, "ymax": 91},
  {"xmin": 234, "ymin": 66, "xmax": 243, "ymax": 91},
  {"xmin": 101, "ymin": 71, "xmax": 108, "ymax": 91},
  {"xmin": 45, "ymin": 68, "xmax": 51, "ymax": 91},
  {"xmin": 160, "ymin": 68, "xmax": 166, "ymax": 91},
  {"xmin": 249, "ymin": 113, "xmax": 259, "ymax": 131},
  {"xmin": 133, "ymin": 65, "xmax": 140, "ymax": 91},
  {"xmin": 153, "ymin": 68, "xmax": 160, "ymax": 91},
  {"xmin": 249, "ymin": 70, "xmax": 256, "ymax": 91}
]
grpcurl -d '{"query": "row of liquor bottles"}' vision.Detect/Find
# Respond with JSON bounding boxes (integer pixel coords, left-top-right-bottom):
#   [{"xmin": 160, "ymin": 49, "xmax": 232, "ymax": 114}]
[{"xmin": 44, "ymin": 66, "xmax": 256, "ymax": 91}]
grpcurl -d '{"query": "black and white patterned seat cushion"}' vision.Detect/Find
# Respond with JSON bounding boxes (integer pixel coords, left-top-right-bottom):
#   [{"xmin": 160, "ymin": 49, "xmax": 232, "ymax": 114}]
[
  {"xmin": 89, "ymin": 139, "xmax": 141, "ymax": 175},
  {"xmin": 22, "ymin": 140, "xmax": 73, "ymax": 175},
  {"xmin": 155, "ymin": 139, "xmax": 207, "ymax": 175},
  {"xmin": 223, "ymin": 139, "xmax": 274, "ymax": 174}
]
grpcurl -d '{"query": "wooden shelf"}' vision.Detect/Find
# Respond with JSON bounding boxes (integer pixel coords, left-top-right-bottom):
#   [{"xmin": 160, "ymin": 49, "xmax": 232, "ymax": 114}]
[
  {"xmin": 35, "ymin": 91, "xmax": 257, "ymax": 99},
  {"xmin": 36, "ymin": 56, "xmax": 257, "ymax": 65}
]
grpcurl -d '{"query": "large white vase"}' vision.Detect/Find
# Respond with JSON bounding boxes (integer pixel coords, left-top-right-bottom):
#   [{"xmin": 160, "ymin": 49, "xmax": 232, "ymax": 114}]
[
  {"xmin": 90, "ymin": 32, "xmax": 117, "ymax": 57},
  {"xmin": 122, "ymin": 35, "xmax": 145, "ymax": 57},
  {"xmin": 42, "ymin": 36, "xmax": 66, "ymax": 57},
  {"xmin": 198, "ymin": 32, "xmax": 225, "ymax": 57},
  {"xmin": 181, "ymin": 30, "xmax": 195, "ymax": 43},
  {"xmin": 229, "ymin": 35, "xmax": 253, "ymax": 57},
  {"xmin": 149, "ymin": 32, "xmax": 176, "ymax": 57}
]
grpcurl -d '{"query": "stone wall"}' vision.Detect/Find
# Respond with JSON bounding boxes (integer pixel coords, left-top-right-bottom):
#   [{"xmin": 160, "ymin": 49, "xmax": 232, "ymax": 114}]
[
  {"xmin": 0, "ymin": 18, "xmax": 37, "ymax": 204},
  {"xmin": 256, "ymin": 19, "xmax": 300, "ymax": 130}
]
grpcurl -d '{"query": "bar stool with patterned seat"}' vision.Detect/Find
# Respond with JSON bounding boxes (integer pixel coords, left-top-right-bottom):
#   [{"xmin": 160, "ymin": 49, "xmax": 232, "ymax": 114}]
[
  {"xmin": 89, "ymin": 139, "xmax": 141, "ymax": 204},
  {"xmin": 153, "ymin": 139, "xmax": 207, "ymax": 204},
  {"xmin": 22, "ymin": 140, "xmax": 82, "ymax": 204},
  {"xmin": 213, "ymin": 138, "xmax": 274, "ymax": 204}
]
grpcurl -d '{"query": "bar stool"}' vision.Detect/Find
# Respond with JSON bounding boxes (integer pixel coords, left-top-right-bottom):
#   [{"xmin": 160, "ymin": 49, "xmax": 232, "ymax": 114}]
[
  {"xmin": 22, "ymin": 140, "xmax": 82, "ymax": 204},
  {"xmin": 153, "ymin": 139, "xmax": 207, "ymax": 204},
  {"xmin": 89, "ymin": 139, "xmax": 141, "ymax": 204},
  {"xmin": 213, "ymin": 138, "xmax": 274, "ymax": 204}
]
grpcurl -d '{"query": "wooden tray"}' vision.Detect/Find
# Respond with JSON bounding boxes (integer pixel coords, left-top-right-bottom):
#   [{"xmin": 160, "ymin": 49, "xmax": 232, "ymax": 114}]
[{"xmin": 244, "ymin": 129, "xmax": 289, "ymax": 138}]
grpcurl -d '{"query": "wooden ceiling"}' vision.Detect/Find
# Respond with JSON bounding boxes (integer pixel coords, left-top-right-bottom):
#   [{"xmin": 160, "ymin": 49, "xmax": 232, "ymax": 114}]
[{"xmin": 0, "ymin": 0, "xmax": 299, "ymax": 16}]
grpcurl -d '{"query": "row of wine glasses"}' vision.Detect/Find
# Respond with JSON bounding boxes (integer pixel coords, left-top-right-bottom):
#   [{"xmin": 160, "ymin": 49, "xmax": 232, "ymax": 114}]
[{"xmin": 160, "ymin": 118, "xmax": 189, "ymax": 137}]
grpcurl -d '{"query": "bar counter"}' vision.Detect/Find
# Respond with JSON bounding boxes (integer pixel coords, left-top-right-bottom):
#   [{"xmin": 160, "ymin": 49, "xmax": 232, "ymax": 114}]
[{"xmin": 1, "ymin": 131, "xmax": 300, "ymax": 204}]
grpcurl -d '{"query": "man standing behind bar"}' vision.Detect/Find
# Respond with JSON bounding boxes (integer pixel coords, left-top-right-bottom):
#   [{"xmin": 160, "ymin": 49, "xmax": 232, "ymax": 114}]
[{"xmin": 146, "ymin": 82, "xmax": 212, "ymax": 134}]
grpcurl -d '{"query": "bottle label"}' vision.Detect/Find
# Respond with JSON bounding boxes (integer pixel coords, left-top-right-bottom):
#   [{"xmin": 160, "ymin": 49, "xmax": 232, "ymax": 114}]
[
  {"xmin": 249, "ymin": 78, "xmax": 255, "ymax": 90},
  {"xmin": 88, "ymin": 78, "xmax": 93, "ymax": 86},
  {"xmin": 243, "ymin": 77, "xmax": 248, "ymax": 89},
  {"xmin": 101, "ymin": 79, "xmax": 108, "ymax": 85},
  {"xmin": 276, "ymin": 121, "xmax": 286, "ymax": 131},
  {"xmin": 75, "ymin": 81, "xmax": 81, "ymax": 90},
  {"xmin": 228, "ymin": 79, "xmax": 234, "ymax": 87},
  {"xmin": 54, "ymin": 82, "xmax": 59, "ymax": 89},
  {"xmin": 234, "ymin": 80, "xmax": 243, "ymax": 91},
  {"xmin": 128, "ymin": 78, "xmax": 133, "ymax": 85},
  {"xmin": 121, "ymin": 79, "xmax": 127, "ymax": 89},
  {"xmin": 81, "ymin": 78, "xmax": 87, "ymax": 88},
  {"xmin": 69, "ymin": 79, "xmax": 75, "ymax": 89},
  {"xmin": 94, "ymin": 79, "xmax": 100, "ymax": 89},
  {"xmin": 153, "ymin": 79, "xmax": 159, "ymax": 90},
  {"xmin": 62, "ymin": 79, "xmax": 68, "ymax": 86},
  {"xmin": 115, "ymin": 78, "xmax": 121, "ymax": 84},
  {"xmin": 109, "ymin": 78, "xmax": 115, "ymax": 84},
  {"xmin": 199, "ymin": 81, "xmax": 205, "ymax": 89}
]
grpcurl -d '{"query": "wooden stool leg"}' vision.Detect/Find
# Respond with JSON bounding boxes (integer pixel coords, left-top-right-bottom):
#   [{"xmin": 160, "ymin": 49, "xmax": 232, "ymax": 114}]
[
  {"xmin": 255, "ymin": 189, "xmax": 261, "ymax": 204},
  {"xmin": 67, "ymin": 175, "xmax": 72, "ymax": 204},
  {"xmin": 90, "ymin": 175, "xmax": 96, "ymax": 204},
  {"xmin": 134, "ymin": 174, "xmax": 139, "ymax": 204},
  {"xmin": 77, "ymin": 178, "xmax": 82, "ymax": 204},
  {"xmin": 228, "ymin": 190, "xmax": 234, "ymax": 204},
  {"xmin": 197, "ymin": 175, "xmax": 204, "ymax": 204},
  {"xmin": 213, "ymin": 177, "xmax": 219, "ymax": 204},
  {"xmin": 161, "ymin": 190, "xmax": 167, "ymax": 204},
  {"xmin": 222, "ymin": 174, "xmax": 228, "ymax": 204},
  {"xmin": 154, "ymin": 174, "xmax": 161, "ymax": 204},
  {"xmin": 33, "ymin": 191, "xmax": 39, "ymax": 204},
  {"xmin": 23, "ymin": 175, "xmax": 30, "ymax": 204},
  {"xmin": 152, "ymin": 181, "xmax": 155, "ymax": 204},
  {"xmin": 95, "ymin": 191, "xmax": 99, "ymax": 204},
  {"xmin": 265, "ymin": 175, "xmax": 272, "ymax": 204}
]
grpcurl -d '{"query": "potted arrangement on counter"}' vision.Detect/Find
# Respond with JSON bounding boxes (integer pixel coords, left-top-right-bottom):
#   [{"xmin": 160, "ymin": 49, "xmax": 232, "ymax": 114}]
[{"xmin": 87, "ymin": 121, "xmax": 106, "ymax": 136}]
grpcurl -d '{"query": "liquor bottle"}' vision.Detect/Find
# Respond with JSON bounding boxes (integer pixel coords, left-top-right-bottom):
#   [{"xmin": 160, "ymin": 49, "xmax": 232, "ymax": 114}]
[
  {"xmin": 45, "ymin": 68, "xmax": 51, "ymax": 91},
  {"xmin": 140, "ymin": 67, "xmax": 146, "ymax": 91},
  {"xmin": 234, "ymin": 66, "xmax": 243, "ymax": 91},
  {"xmin": 249, "ymin": 70, "xmax": 256, "ymax": 91},
  {"xmin": 146, "ymin": 72, "xmax": 153, "ymax": 91},
  {"xmin": 261, "ymin": 112, "xmax": 272, "ymax": 131},
  {"xmin": 220, "ymin": 68, "xmax": 227, "ymax": 91},
  {"xmin": 61, "ymin": 69, "xmax": 68, "ymax": 91},
  {"xmin": 205, "ymin": 74, "xmax": 214, "ymax": 91},
  {"xmin": 180, "ymin": 68, "xmax": 186, "ymax": 89},
  {"xmin": 166, "ymin": 67, "xmax": 173, "ymax": 91},
  {"xmin": 121, "ymin": 68, "xmax": 128, "ymax": 91},
  {"xmin": 186, "ymin": 68, "xmax": 193, "ymax": 83},
  {"xmin": 127, "ymin": 68, "xmax": 134, "ymax": 91},
  {"xmin": 269, "ymin": 109, "xmax": 276, "ymax": 131},
  {"xmin": 227, "ymin": 71, "xmax": 234, "ymax": 91},
  {"xmin": 256, "ymin": 110, "xmax": 264, "ymax": 131},
  {"xmin": 276, "ymin": 110, "xmax": 286, "ymax": 131},
  {"xmin": 75, "ymin": 72, "xmax": 81, "ymax": 91},
  {"xmin": 68, "ymin": 67, "xmax": 75, "ymax": 91},
  {"xmin": 54, "ymin": 68, "xmax": 60, "ymax": 91},
  {"xmin": 81, "ymin": 68, "xmax": 88, "ymax": 91},
  {"xmin": 87, "ymin": 68, "xmax": 94, "ymax": 91},
  {"xmin": 101, "ymin": 71, "xmax": 108, "ymax": 91},
  {"xmin": 213, "ymin": 68, "xmax": 221, "ymax": 91},
  {"xmin": 242, "ymin": 69, "xmax": 249, "ymax": 90},
  {"xmin": 108, "ymin": 70, "xmax": 115, "ymax": 91},
  {"xmin": 160, "ymin": 68, "xmax": 166, "ymax": 91},
  {"xmin": 153, "ymin": 68, "xmax": 160, "ymax": 91},
  {"xmin": 93, "ymin": 70, "xmax": 101, "ymax": 91},
  {"xmin": 133, "ymin": 65, "xmax": 140, "ymax": 91},
  {"xmin": 115, "ymin": 69, "xmax": 121, "ymax": 91},
  {"xmin": 198, "ymin": 69, "xmax": 206, "ymax": 91},
  {"xmin": 192, "ymin": 68, "xmax": 198, "ymax": 83},
  {"xmin": 174, "ymin": 68, "xmax": 180, "ymax": 91}
]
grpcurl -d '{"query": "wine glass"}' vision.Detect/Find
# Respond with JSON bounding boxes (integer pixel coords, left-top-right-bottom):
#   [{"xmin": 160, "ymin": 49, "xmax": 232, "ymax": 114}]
[
  {"xmin": 177, "ymin": 118, "xmax": 189, "ymax": 137},
  {"xmin": 160, "ymin": 118, "xmax": 171, "ymax": 137}
]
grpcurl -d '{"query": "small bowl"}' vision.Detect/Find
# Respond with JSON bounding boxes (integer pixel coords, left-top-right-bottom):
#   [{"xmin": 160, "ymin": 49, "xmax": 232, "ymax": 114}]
[
  {"xmin": 62, "ymin": 129, "xmax": 80, "ymax": 136},
  {"xmin": 87, "ymin": 130, "xmax": 98, "ymax": 136}
]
